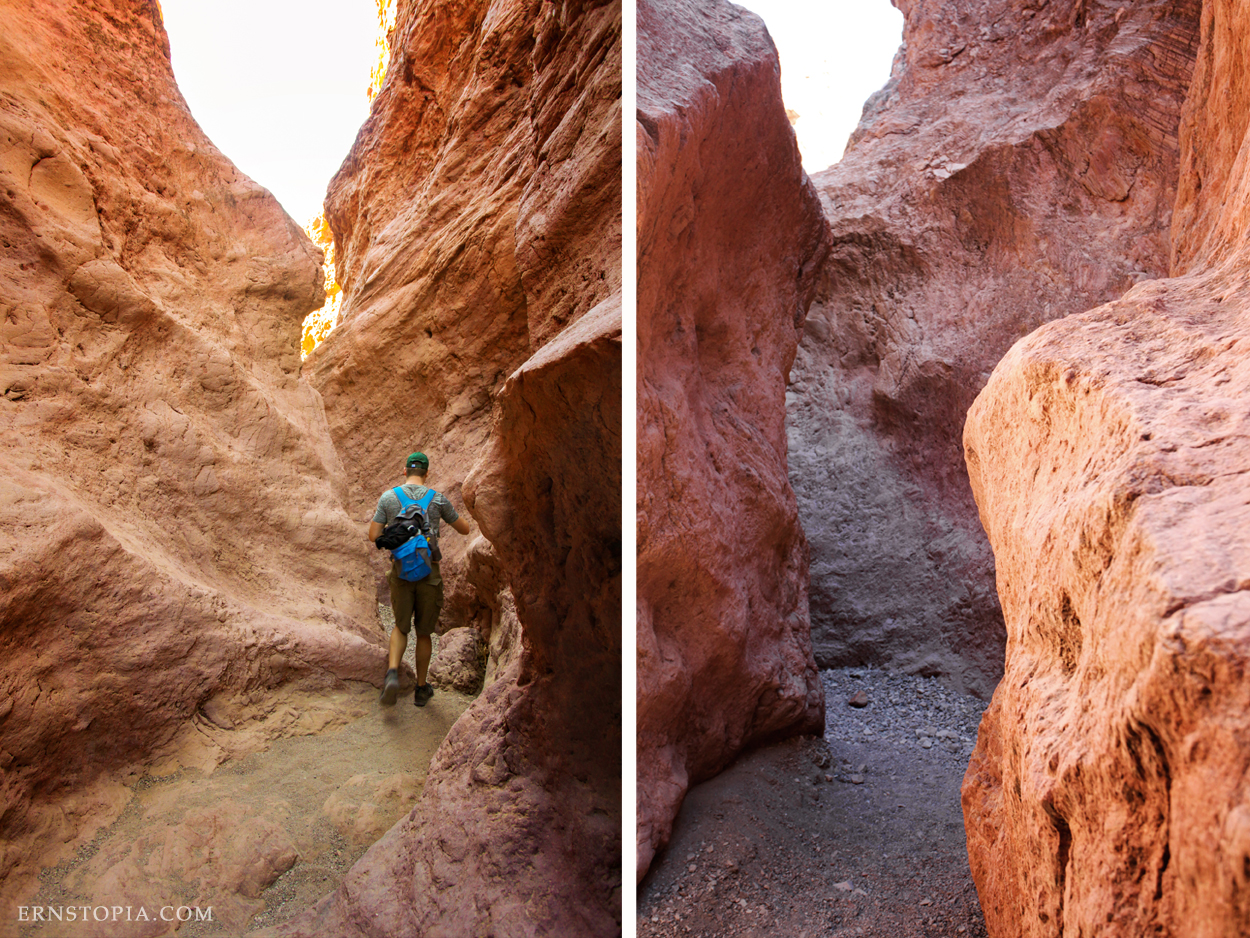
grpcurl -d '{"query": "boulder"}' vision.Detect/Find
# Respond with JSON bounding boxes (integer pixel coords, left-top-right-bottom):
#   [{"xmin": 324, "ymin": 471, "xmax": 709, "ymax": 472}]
[
  {"xmin": 787, "ymin": 0, "xmax": 1203, "ymax": 696},
  {"xmin": 427, "ymin": 627, "xmax": 484, "ymax": 693},
  {"xmin": 962, "ymin": 1, "xmax": 1250, "ymax": 933},
  {"xmin": 636, "ymin": 0, "xmax": 829, "ymax": 881}
]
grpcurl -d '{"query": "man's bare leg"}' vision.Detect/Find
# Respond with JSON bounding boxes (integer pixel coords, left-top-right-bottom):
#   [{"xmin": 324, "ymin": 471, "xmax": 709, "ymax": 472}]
[
  {"xmin": 388, "ymin": 626, "xmax": 407, "ymax": 671},
  {"xmin": 413, "ymin": 634, "xmax": 435, "ymax": 707},
  {"xmin": 415, "ymin": 634, "xmax": 432, "ymax": 685},
  {"xmin": 381, "ymin": 628, "xmax": 406, "ymax": 705}
]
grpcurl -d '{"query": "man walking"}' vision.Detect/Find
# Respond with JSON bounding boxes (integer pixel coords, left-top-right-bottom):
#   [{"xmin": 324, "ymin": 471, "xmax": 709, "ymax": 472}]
[{"xmin": 368, "ymin": 451, "xmax": 471, "ymax": 706}]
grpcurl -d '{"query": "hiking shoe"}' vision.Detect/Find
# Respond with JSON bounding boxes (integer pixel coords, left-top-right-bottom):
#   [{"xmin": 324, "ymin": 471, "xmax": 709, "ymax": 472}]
[
  {"xmin": 380, "ymin": 669, "xmax": 400, "ymax": 706},
  {"xmin": 414, "ymin": 683, "xmax": 434, "ymax": 707}
]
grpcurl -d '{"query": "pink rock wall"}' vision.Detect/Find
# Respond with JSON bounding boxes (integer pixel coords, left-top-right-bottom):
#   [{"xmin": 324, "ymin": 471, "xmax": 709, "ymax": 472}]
[
  {"xmin": 962, "ymin": 0, "xmax": 1250, "ymax": 934},
  {"xmin": 787, "ymin": 0, "xmax": 1202, "ymax": 696},
  {"xmin": 0, "ymin": 0, "xmax": 382, "ymax": 910},
  {"xmin": 636, "ymin": 0, "xmax": 829, "ymax": 882},
  {"xmin": 275, "ymin": 0, "xmax": 622, "ymax": 933}
]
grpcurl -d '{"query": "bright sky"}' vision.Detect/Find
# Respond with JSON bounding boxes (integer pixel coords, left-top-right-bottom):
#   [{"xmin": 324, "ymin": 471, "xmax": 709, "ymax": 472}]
[
  {"xmin": 735, "ymin": 0, "xmax": 904, "ymax": 173},
  {"xmin": 159, "ymin": 0, "xmax": 380, "ymax": 226}
]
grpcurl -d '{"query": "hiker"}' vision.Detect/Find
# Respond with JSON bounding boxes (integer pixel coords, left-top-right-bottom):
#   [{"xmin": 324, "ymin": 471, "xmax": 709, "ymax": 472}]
[{"xmin": 368, "ymin": 451, "xmax": 471, "ymax": 707}]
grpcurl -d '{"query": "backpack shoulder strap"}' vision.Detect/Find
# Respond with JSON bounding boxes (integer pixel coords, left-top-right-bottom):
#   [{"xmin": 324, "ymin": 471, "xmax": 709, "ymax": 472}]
[
  {"xmin": 417, "ymin": 489, "xmax": 436, "ymax": 511},
  {"xmin": 392, "ymin": 486, "xmax": 415, "ymax": 509}
]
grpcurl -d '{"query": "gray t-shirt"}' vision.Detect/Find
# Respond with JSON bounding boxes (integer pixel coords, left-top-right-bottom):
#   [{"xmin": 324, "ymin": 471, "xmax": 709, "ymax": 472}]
[{"xmin": 372, "ymin": 484, "xmax": 460, "ymax": 544}]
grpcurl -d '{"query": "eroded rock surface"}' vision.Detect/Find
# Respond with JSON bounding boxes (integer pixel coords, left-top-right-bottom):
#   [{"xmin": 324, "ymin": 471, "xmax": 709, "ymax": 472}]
[
  {"xmin": 0, "ymin": 0, "xmax": 383, "ymax": 912},
  {"xmin": 426, "ymin": 627, "xmax": 483, "ymax": 693},
  {"xmin": 636, "ymin": 0, "xmax": 829, "ymax": 882},
  {"xmin": 304, "ymin": 0, "xmax": 622, "ymax": 641},
  {"xmin": 962, "ymin": 1, "xmax": 1250, "ymax": 934},
  {"xmin": 274, "ymin": 0, "xmax": 622, "ymax": 934},
  {"xmin": 788, "ymin": 0, "xmax": 1202, "ymax": 696}
]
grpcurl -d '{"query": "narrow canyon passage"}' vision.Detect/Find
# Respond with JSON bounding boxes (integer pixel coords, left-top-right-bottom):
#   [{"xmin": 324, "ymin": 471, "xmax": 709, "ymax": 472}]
[
  {"xmin": 638, "ymin": 0, "xmax": 1250, "ymax": 935},
  {"xmin": 2, "ymin": 0, "xmax": 621, "ymax": 935},
  {"xmin": 17, "ymin": 632, "xmax": 474, "ymax": 938},
  {"xmin": 638, "ymin": 669, "xmax": 989, "ymax": 938}
]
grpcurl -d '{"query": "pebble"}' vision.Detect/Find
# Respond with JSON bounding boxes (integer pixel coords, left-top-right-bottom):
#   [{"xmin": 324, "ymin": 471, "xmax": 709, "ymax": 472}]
[
  {"xmin": 821, "ymin": 667, "xmax": 987, "ymax": 768},
  {"xmin": 847, "ymin": 690, "xmax": 870, "ymax": 708}
]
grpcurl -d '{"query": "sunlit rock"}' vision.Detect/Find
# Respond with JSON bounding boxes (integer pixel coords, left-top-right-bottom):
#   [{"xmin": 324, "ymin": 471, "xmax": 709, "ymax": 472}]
[{"xmin": 963, "ymin": 0, "xmax": 1250, "ymax": 934}]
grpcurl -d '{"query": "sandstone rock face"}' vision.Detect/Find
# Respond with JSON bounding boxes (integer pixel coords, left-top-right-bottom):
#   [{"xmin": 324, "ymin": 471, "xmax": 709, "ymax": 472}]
[
  {"xmin": 275, "ymin": 0, "xmax": 622, "ymax": 934},
  {"xmin": 636, "ymin": 0, "xmax": 829, "ymax": 882},
  {"xmin": 0, "ymin": 0, "xmax": 382, "ymax": 909},
  {"xmin": 962, "ymin": 2, "xmax": 1250, "ymax": 935},
  {"xmin": 787, "ymin": 0, "xmax": 1202, "ymax": 696}
]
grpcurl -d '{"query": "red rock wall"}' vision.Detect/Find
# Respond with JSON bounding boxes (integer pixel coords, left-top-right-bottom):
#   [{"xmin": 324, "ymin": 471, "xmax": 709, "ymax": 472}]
[
  {"xmin": 962, "ymin": 1, "xmax": 1250, "ymax": 934},
  {"xmin": 0, "ymin": 0, "xmax": 383, "ymax": 909},
  {"xmin": 636, "ymin": 0, "xmax": 829, "ymax": 881},
  {"xmin": 787, "ymin": 0, "xmax": 1202, "ymax": 696},
  {"xmin": 277, "ymin": 0, "xmax": 622, "ymax": 933},
  {"xmin": 305, "ymin": 0, "xmax": 621, "ymax": 637}
]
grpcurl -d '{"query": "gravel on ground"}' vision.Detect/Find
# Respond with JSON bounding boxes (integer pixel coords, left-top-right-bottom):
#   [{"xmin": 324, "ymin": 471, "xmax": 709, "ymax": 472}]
[{"xmin": 637, "ymin": 667, "xmax": 991, "ymax": 938}]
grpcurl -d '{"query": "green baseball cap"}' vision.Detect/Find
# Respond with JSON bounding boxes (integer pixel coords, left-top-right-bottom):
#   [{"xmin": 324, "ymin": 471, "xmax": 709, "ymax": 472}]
[{"xmin": 406, "ymin": 451, "xmax": 429, "ymax": 471}]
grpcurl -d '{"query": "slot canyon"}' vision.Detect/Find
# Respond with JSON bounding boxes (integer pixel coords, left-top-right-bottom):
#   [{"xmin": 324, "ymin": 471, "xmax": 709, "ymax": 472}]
[
  {"xmin": 638, "ymin": 0, "xmax": 1250, "ymax": 935},
  {"xmin": 0, "ymin": 0, "xmax": 621, "ymax": 936}
]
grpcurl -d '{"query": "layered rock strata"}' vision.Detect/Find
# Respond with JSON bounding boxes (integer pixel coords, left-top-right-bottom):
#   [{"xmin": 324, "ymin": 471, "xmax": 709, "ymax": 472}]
[
  {"xmin": 962, "ymin": 0, "xmax": 1250, "ymax": 934},
  {"xmin": 788, "ymin": 0, "xmax": 1202, "ymax": 696},
  {"xmin": 0, "ymin": 0, "xmax": 381, "ymax": 912},
  {"xmin": 277, "ymin": 0, "xmax": 622, "ymax": 933},
  {"xmin": 636, "ymin": 0, "xmax": 829, "ymax": 882}
]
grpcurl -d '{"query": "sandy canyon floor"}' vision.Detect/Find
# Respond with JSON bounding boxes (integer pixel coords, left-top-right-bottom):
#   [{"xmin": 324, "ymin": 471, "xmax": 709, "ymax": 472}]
[
  {"xmin": 639, "ymin": 668, "xmax": 990, "ymax": 938},
  {"xmin": 16, "ymin": 612, "xmax": 472, "ymax": 938}
]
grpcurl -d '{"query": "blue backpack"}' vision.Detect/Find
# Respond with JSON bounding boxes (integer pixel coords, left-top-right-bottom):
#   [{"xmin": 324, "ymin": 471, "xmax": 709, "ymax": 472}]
[{"xmin": 389, "ymin": 487, "xmax": 436, "ymax": 582}]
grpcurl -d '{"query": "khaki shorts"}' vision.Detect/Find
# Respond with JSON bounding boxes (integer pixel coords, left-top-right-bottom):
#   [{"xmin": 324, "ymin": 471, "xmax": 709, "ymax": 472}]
[{"xmin": 387, "ymin": 560, "xmax": 443, "ymax": 637}]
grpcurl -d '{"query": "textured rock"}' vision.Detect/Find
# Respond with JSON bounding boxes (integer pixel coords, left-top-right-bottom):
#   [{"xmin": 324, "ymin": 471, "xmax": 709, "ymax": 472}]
[
  {"xmin": 0, "ymin": 0, "xmax": 382, "ymax": 910},
  {"xmin": 636, "ymin": 0, "xmax": 829, "ymax": 882},
  {"xmin": 323, "ymin": 772, "xmax": 423, "ymax": 846},
  {"xmin": 787, "ymin": 0, "xmax": 1202, "ymax": 696},
  {"xmin": 962, "ymin": 1, "xmax": 1250, "ymax": 934},
  {"xmin": 305, "ymin": 0, "xmax": 622, "ymax": 641},
  {"xmin": 273, "ymin": 0, "xmax": 622, "ymax": 934},
  {"xmin": 427, "ymin": 626, "xmax": 484, "ymax": 693}
]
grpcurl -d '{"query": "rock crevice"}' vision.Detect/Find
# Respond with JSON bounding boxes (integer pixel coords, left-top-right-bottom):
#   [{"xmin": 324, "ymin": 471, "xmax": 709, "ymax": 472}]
[{"xmin": 788, "ymin": 0, "xmax": 1202, "ymax": 697}]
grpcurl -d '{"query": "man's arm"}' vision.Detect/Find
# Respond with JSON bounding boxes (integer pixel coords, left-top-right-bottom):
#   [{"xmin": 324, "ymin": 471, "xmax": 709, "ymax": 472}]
[
  {"xmin": 450, "ymin": 516, "xmax": 470, "ymax": 535},
  {"xmin": 368, "ymin": 520, "xmax": 384, "ymax": 542}
]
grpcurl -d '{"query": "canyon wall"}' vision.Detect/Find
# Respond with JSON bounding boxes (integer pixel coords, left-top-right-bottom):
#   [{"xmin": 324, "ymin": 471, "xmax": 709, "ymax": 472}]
[
  {"xmin": 636, "ymin": 0, "xmax": 829, "ymax": 881},
  {"xmin": 277, "ymin": 0, "xmax": 622, "ymax": 934},
  {"xmin": 963, "ymin": 0, "xmax": 1250, "ymax": 934},
  {"xmin": 304, "ymin": 0, "xmax": 621, "ymax": 638},
  {"xmin": 788, "ymin": 0, "xmax": 1202, "ymax": 696},
  {"xmin": 0, "ymin": 0, "xmax": 386, "ymax": 911}
]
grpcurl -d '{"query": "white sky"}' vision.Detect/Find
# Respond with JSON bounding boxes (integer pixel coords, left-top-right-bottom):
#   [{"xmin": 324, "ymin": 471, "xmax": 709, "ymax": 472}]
[
  {"xmin": 157, "ymin": 1, "xmax": 902, "ymax": 222},
  {"xmin": 735, "ymin": 0, "xmax": 904, "ymax": 173},
  {"xmin": 159, "ymin": 0, "xmax": 380, "ymax": 226}
]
